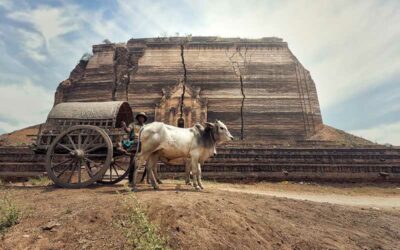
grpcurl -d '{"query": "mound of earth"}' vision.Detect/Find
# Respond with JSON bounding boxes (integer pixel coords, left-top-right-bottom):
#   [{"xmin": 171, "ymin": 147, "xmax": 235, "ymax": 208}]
[
  {"xmin": 307, "ymin": 125, "xmax": 376, "ymax": 146},
  {"xmin": 1, "ymin": 181, "xmax": 399, "ymax": 249},
  {"xmin": 0, "ymin": 125, "xmax": 40, "ymax": 147}
]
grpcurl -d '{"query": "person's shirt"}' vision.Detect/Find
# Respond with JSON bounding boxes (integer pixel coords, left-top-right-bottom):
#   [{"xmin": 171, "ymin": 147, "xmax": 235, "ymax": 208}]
[{"xmin": 128, "ymin": 122, "xmax": 145, "ymax": 140}]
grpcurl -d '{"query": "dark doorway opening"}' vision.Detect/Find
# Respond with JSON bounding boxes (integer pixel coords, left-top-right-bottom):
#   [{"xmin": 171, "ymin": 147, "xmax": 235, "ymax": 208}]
[{"xmin": 177, "ymin": 118, "xmax": 185, "ymax": 128}]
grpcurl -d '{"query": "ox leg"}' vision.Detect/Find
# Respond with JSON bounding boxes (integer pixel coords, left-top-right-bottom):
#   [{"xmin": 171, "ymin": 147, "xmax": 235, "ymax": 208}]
[
  {"xmin": 197, "ymin": 163, "xmax": 204, "ymax": 189},
  {"xmin": 132, "ymin": 154, "xmax": 148, "ymax": 191},
  {"xmin": 154, "ymin": 164, "xmax": 163, "ymax": 184},
  {"xmin": 145, "ymin": 164, "xmax": 162, "ymax": 184},
  {"xmin": 146, "ymin": 154, "xmax": 159, "ymax": 190},
  {"xmin": 146, "ymin": 168, "xmax": 151, "ymax": 184},
  {"xmin": 150, "ymin": 163, "xmax": 162, "ymax": 184},
  {"xmin": 140, "ymin": 168, "xmax": 147, "ymax": 183},
  {"xmin": 145, "ymin": 165, "xmax": 162, "ymax": 184},
  {"xmin": 190, "ymin": 158, "xmax": 201, "ymax": 191},
  {"xmin": 185, "ymin": 158, "xmax": 192, "ymax": 186}
]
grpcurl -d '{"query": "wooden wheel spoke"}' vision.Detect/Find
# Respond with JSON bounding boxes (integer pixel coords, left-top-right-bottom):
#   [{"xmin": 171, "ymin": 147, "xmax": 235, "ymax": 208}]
[
  {"xmin": 78, "ymin": 131, "xmax": 82, "ymax": 149},
  {"xmin": 56, "ymin": 160, "xmax": 73, "ymax": 178},
  {"xmin": 85, "ymin": 143, "xmax": 107, "ymax": 154},
  {"xmin": 83, "ymin": 134, "xmax": 101, "ymax": 150},
  {"xmin": 83, "ymin": 161, "xmax": 94, "ymax": 178},
  {"xmin": 83, "ymin": 157, "xmax": 100, "ymax": 170},
  {"xmin": 51, "ymin": 158, "xmax": 73, "ymax": 169},
  {"xmin": 112, "ymin": 164, "xmax": 120, "ymax": 178},
  {"xmin": 57, "ymin": 143, "xmax": 73, "ymax": 152},
  {"xmin": 113, "ymin": 162, "xmax": 125, "ymax": 171},
  {"xmin": 81, "ymin": 130, "xmax": 91, "ymax": 149},
  {"xmin": 113, "ymin": 155, "xmax": 125, "ymax": 160},
  {"xmin": 67, "ymin": 135, "xmax": 77, "ymax": 150},
  {"xmin": 77, "ymin": 161, "xmax": 82, "ymax": 183},
  {"xmin": 67, "ymin": 163, "xmax": 77, "ymax": 183},
  {"xmin": 86, "ymin": 154, "xmax": 108, "ymax": 157}
]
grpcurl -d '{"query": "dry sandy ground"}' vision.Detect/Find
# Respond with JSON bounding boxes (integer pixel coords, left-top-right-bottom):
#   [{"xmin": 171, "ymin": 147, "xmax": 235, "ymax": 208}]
[{"xmin": 1, "ymin": 181, "xmax": 400, "ymax": 250}]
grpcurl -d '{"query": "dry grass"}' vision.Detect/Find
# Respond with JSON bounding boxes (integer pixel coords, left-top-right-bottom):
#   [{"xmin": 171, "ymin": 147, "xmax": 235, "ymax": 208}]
[
  {"xmin": 117, "ymin": 191, "xmax": 169, "ymax": 250},
  {"xmin": 27, "ymin": 176, "xmax": 52, "ymax": 186},
  {"xmin": 0, "ymin": 192, "xmax": 20, "ymax": 235}
]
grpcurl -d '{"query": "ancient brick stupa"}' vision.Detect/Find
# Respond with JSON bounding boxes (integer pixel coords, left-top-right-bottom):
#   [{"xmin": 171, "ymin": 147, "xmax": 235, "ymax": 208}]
[
  {"xmin": 54, "ymin": 36, "xmax": 372, "ymax": 146},
  {"xmin": 4, "ymin": 36, "xmax": 372, "ymax": 147}
]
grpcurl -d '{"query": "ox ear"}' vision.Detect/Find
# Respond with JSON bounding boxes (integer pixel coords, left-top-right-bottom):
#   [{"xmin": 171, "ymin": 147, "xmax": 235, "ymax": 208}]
[
  {"xmin": 205, "ymin": 122, "xmax": 215, "ymax": 128},
  {"xmin": 194, "ymin": 123, "xmax": 204, "ymax": 132}
]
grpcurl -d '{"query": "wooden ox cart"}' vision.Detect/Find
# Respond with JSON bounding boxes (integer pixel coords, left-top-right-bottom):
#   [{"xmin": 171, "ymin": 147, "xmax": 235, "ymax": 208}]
[{"xmin": 34, "ymin": 101, "xmax": 134, "ymax": 188}]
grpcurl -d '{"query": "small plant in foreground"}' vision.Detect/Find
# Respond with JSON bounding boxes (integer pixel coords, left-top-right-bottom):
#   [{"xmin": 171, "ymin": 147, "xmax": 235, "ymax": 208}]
[
  {"xmin": 0, "ymin": 193, "xmax": 20, "ymax": 235},
  {"xmin": 28, "ymin": 176, "xmax": 52, "ymax": 186},
  {"xmin": 117, "ymin": 192, "xmax": 169, "ymax": 250}
]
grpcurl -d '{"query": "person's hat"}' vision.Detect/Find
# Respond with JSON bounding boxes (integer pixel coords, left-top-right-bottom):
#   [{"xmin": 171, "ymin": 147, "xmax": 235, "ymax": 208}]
[{"xmin": 135, "ymin": 112, "xmax": 148, "ymax": 122}]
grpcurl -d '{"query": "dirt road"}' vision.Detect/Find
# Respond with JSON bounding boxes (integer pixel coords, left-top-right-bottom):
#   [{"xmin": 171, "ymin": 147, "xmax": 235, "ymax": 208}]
[{"xmin": 1, "ymin": 181, "xmax": 400, "ymax": 249}]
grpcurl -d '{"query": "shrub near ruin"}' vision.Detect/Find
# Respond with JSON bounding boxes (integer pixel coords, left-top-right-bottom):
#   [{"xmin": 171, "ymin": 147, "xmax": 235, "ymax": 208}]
[
  {"xmin": 0, "ymin": 192, "xmax": 20, "ymax": 235},
  {"xmin": 116, "ymin": 192, "xmax": 169, "ymax": 250}
]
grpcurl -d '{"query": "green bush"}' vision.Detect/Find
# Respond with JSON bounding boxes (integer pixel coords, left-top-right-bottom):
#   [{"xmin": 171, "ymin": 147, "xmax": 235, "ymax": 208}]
[
  {"xmin": 28, "ymin": 176, "xmax": 51, "ymax": 186},
  {"xmin": 118, "ymin": 193, "xmax": 169, "ymax": 250},
  {"xmin": 0, "ymin": 194, "xmax": 20, "ymax": 235}
]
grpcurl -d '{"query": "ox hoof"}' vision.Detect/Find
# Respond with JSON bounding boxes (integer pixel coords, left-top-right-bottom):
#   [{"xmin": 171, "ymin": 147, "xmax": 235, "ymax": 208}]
[
  {"xmin": 194, "ymin": 186, "xmax": 202, "ymax": 191},
  {"xmin": 153, "ymin": 185, "xmax": 160, "ymax": 190},
  {"xmin": 157, "ymin": 179, "xmax": 163, "ymax": 184},
  {"xmin": 131, "ymin": 187, "xmax": 138, "ymax": 192}
]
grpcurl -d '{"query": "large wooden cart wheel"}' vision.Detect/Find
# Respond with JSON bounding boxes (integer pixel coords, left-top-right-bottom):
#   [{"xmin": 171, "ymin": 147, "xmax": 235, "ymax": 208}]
[
  {"xmin": 97, "ymin": 153, "xmax": 132, "ymax": 185},
  {"xmin": 45, "ymin": 125, "xmax": 113, "ymax": 188}
]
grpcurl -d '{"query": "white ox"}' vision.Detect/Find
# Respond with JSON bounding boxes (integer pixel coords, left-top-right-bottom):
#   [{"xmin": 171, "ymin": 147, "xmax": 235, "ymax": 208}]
[{"xmin": 132, "ymin": 120, "xmax": 234, "ymax": 190}]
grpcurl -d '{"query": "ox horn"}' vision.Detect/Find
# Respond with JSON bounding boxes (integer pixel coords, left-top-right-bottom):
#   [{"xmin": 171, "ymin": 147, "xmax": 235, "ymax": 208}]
[{"xmin": 205, "ymin": 122, "xmax": 215, "ymax": 128}]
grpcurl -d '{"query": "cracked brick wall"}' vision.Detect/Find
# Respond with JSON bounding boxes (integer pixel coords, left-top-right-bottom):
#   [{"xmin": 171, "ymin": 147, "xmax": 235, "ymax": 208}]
[{"xmin": 54, "ymin": 37, "xmax": 323, "ymax": 144}]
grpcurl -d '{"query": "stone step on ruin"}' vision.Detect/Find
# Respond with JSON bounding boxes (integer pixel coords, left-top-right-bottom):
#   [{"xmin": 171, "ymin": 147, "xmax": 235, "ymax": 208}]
[
  {"xmin": 0, "ymin": 147, "xmax": 45, "ymax": 163},
  {"xmin": 160, "ymin": 171, "xmax": 399, "ymax": 182},
  {"xmin": 160, "ymin": 163, "xmax": 400, "ymax": 182},
  {"xmin": 214, "ymin": 150, "xmax": 400, "ymax": 158},
  {"xmin": 159, "ymin": 147, "xmax": 400, "ymax": 182},
  {"xmin": 0, "ymin": 153, "xmax": 45, "ymax": 163},
  {"xmin": 208, "ymin": 157, "xmax": 400, "ymax": 165},
  {"xmin": 0, "ymin": 147, "xmax": 45, "ymax": 178},
  {"xmin": 0, "ymin": 146, "xmax": 399, "ymax": 182},
  {"xmin": 0, "ymin": 162, "xmax": 46, "ymax": 171},
  {"xmin": 160, "ymin": 162, "xmax": 400, "ymax": 173},
  {"xmin": 0, "ymin": 162, "xmax": 46, "ymax": 178}
]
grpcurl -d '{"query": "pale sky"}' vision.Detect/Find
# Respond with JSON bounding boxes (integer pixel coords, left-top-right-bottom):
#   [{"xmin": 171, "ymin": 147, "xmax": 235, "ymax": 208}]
[{"xmin": 0, "ymin": 0, "xmax": 399, "ymax": 145}]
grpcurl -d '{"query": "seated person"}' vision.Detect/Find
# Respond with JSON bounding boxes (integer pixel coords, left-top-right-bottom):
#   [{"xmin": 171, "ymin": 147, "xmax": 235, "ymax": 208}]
[{"xmin": 120, "ymin": 112, "xmax": 147, "ymax": 151}]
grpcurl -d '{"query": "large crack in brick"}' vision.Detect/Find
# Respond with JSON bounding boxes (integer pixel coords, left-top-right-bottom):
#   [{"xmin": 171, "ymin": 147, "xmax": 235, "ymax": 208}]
[
  {"xmin": 112, "ymin": 45, "xmax": 145, "ymax": 101},
  {"xmin": 125, "ymin": 47, "xmax": 145, "ymax": 101},
  {"xmin": 179, "ymin": 44, "xmax": 187, "ymax": 120},
  {"xmin": 239, "ymin": 75, "xmax": 245, "ymax": 140},
  {"xmin": 112, "ymin": 45, "xmax": 127, "ymax": 101},
  {"xmin": 225, "ymin": 47, "xmax": 252, "ymax": 140},
  {"xmin": 112, "ymin": 54, "xmax": 118, "ymax": 101}
]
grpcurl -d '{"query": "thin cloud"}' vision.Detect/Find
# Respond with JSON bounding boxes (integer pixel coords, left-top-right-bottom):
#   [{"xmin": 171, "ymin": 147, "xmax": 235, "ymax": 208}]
[
  {"xmin": 0, "ymin": 80, "xmax": 53, "ymax": 132},
  {"xmin": 350, "ymin": 122, "xmax": 400, "ymax": 145},
  {"xmin": 7, "ymin": 5, "xmax": 82, "ymax": 44},
  {"xmin": 17, "ymin": 29, "xmax": 47, "ymax": 62}
]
